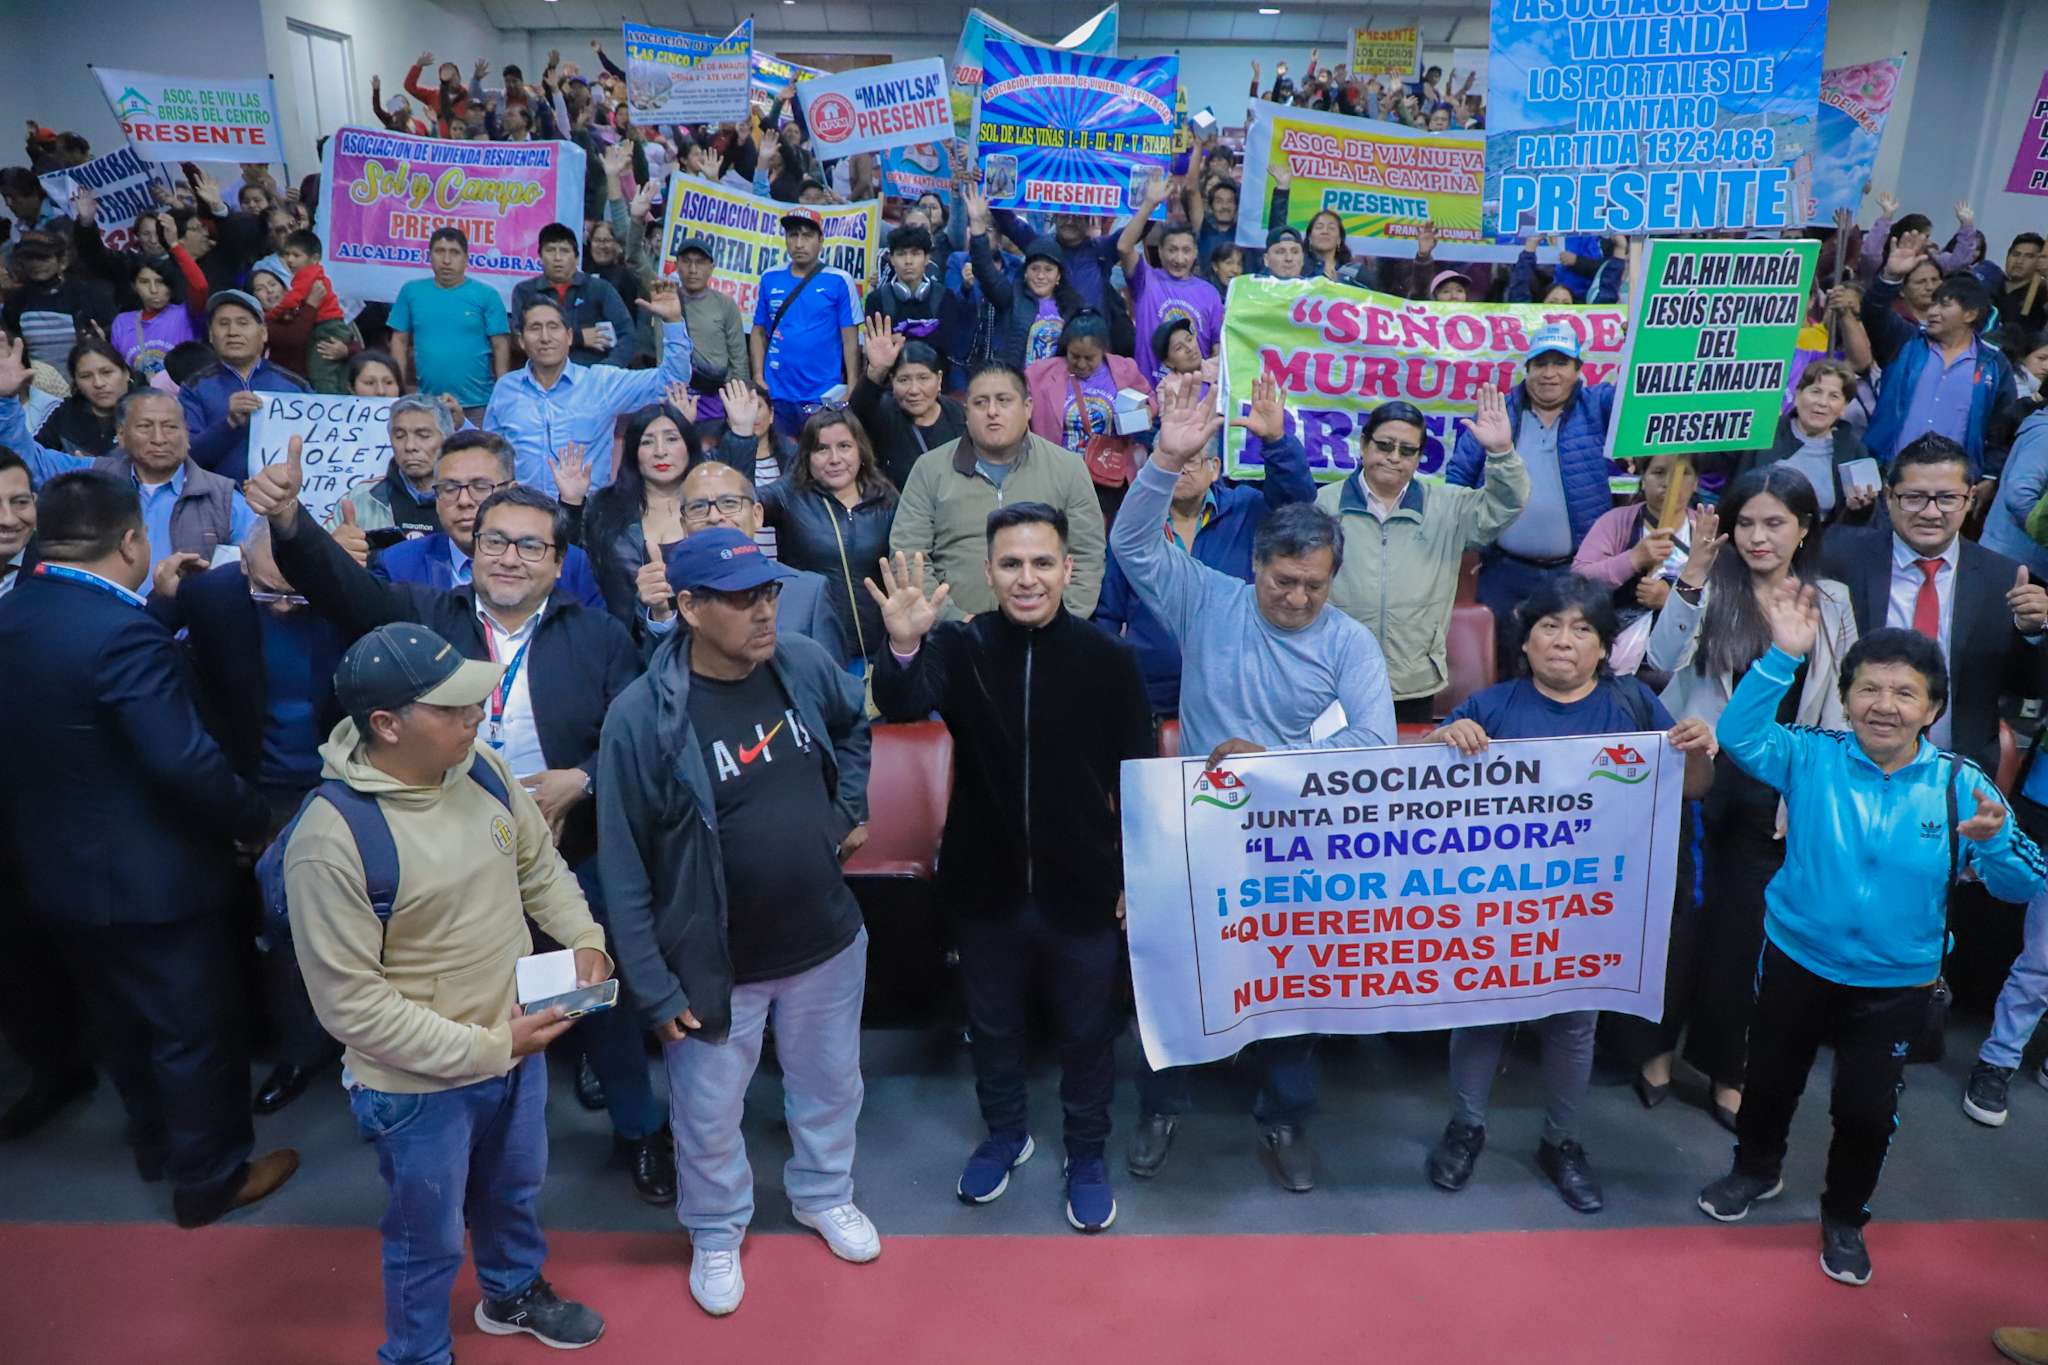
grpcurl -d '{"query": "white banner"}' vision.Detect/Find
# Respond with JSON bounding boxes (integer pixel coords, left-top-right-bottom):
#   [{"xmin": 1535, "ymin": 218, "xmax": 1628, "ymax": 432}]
[
  {"xmin": 93, "ymin": 66, "xmax": 284, "ymax": 165},
  {"xmin": 1122, "ymin": 736, "xmax": 1684, "ymax": 1070},
  {"xmin": 39, "ymin": 147, "xmax": 171, "ymax": 253},
  {"xmin": 251, "ymin": 395, "xmax": 394, "ymax": 526},
  {"xmin": 796, "ymin": 59, "xmax": 952, "ymax": 160}
]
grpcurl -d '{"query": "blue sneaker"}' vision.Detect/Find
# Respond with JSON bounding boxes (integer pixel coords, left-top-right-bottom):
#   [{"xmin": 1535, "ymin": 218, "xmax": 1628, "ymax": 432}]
[
  {"xmin": 957, "ymin": 1133, "xmax": 1033, "ymax": 1204},
  {"xmin": 1064, "ymin": 1153, "xmax": 1117, "ymax": 1233}
]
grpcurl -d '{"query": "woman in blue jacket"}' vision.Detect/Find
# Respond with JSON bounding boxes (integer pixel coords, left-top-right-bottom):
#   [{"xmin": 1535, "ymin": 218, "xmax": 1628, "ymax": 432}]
[{"xmin": 1697, "ymin": 588, "xmax": 2046, "ymax": 1288}]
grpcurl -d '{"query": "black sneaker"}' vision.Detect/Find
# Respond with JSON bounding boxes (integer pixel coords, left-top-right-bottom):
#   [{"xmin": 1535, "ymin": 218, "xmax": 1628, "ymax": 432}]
[
  {"xmin": 1427, "ymin": 1120, "xmax": 1485, "ymax": 1192},
  {"xmin": 475, "ymin": 1277, "xmax": 605, "ymax": 1349},
  {"xmin": 1535, "ymin": 1138, "xmax": 1603, "ymax": 1213},
  {"xmin": 1697, "ymin": 1170, "xmax": 1784, "ymax": 1222},
  {"xmin": 1965, "ymin": 1061, "xmax": 2016, "ymax": 1127},
  {"xmin": 1820, "ymin": 1219, "xmax": 1872, "ymax": 1285},
  {"xmin": 1126, "ymin": 1113, "xmax": 1178, "ymax": 1180},
  {"xmin": 573, "ymin": 1057, "xmax": 606, "ymax": 1112}
]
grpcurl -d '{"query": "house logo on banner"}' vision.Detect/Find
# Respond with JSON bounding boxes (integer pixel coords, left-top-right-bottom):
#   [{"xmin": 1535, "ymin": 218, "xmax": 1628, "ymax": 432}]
[
  {"xmin": 810, "ymin": 94, "xmax": 858, "ymax": 143},
  {"xmin": 1590, "ymin": 745, "xmax": 1649, "ymax": 784},
  {"xmin": 1190, "ymin": 769, "xmax": 1251, "ymax": 811}
]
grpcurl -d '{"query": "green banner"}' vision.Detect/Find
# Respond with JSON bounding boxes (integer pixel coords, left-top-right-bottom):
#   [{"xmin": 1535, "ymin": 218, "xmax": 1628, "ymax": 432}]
[{"xmin": 1604, "ymin": 239, "xmax": 1819, "ymax": 463}]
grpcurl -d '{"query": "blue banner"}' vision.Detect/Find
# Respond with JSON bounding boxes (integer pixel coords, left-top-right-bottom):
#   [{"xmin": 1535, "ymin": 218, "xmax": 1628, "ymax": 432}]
[
  {"xmin": 1806, "ymin": 57, "xmax": 1903, "ymax": 226},
  {"xmin": 1483, "ymin": 0, "xmax": 1828, "ymax": 237},
  {"xmin": 751, "ymin": 51, "xmax": 824, "ymax": 107},
  {"xmin": 884, "ymin": 142, "xmax": 956, "ymax": 205},
  {"xmin": 975, "ymin": 41, "xmax": 1177, "ymax": 219}
]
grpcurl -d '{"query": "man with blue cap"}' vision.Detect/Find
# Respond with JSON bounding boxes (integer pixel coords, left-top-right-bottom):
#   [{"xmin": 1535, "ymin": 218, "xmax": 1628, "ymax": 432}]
[
  {"xmin": 597, "ymin": 526, "xmax": 875, "ymax": 1319},
  {"xmin": 1443, "ymin": 320, "xmax": 1618, "ymax": 663}
]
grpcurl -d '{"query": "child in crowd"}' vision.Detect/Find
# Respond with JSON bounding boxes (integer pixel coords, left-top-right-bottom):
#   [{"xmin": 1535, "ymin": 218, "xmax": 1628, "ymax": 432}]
[{"xmin": 271, "ymin": 230, "xmax": 353, "ymax": 392}]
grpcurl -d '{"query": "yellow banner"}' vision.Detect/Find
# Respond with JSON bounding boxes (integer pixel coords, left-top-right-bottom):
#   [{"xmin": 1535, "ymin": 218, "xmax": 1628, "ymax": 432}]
[
  {"xmin": 1350, "ymin": 27, "xmax": 1420, "ymax": 79},
  {"xmin": 1238, "ymin": 104, "xmax": 1485, "ymax": 254},
  {"xmin": 656, "ymin": 178, "xmax": 879, "ymax": 318}
]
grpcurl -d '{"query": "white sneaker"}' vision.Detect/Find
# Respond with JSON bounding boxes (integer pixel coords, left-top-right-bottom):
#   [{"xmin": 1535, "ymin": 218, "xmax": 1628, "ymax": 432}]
[
  {"xmin": 795, "ymin": 1202, "xmax": 882, "ymax": 1263},
  {"xmin": 689, "ymin": 1245, "xmax": 744, "ymax": 1316}
]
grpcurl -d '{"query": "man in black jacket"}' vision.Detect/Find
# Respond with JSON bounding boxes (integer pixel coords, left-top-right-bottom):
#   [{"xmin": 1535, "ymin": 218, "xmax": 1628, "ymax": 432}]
[
  {"xmin": 241, "ymin": 442, "xmax": 669, "ymax": 1197},
  {"xmin": 871, "ymin": 503, "xmax": 1155, "ymax": 1235},
  {"xmin": 0, "ymin": 471, "xmax": 297, "ymax": 1226},
  {"xmin": 597, "ymin": 528, "xmax": 874, "ymax": 1317}
]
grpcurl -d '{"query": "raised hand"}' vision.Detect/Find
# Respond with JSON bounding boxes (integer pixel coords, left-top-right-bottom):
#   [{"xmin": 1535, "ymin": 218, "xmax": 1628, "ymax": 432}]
[
  {"xmin": 601, "ymin": 140, "xmax": 632, "ymax": 178},
  {"xmin": 1955, "ymin": 199, "xmax": 1975, "ymax": 228},
  {"xmin": 191, "ymin": 168, "xmax": 224, "ymax": 210},
  {"xmin": 0, "ymin": 336, "xmax": 30, "ymax": 398},
  {"xmin": 1876, "ymin": 190, "xmax": 1900, "ymax": 218},
  {"xmin": 862, "ymin": 314, "xmax": 905, "ymax": 377},
  {"xmin": 474, "ymin": 57, "xmax": 489, "ymax": 81},
  {"xmin": 864, "ymin": 551, "xmax": 950, "ymax": 653},
  {"xmin": 416, "ymin": 51, "xmax": 435, "ymax": 71},
  {"xmin": 1139, "ymin": 167, "xmax": 1169, "ymax": 209},
  {"xmin": 1227, "ymin": 372, "xmax": 1286, "ymax": 442},
  {"xmin": 1415, "ymin": 222, "xmax": 1439, "ymax": 257},
  {"xmin": 1459, "ymin": 382, "xmax": 1512, "ymax": 453},
  {"xmin": 548, "ymin": 442, "xmax": 591, "ymax": 505},
  {"xmin": 638, "ymin": 538, "xmax": 675, "ymax": 621},
  {"xmin": 1676, "ymin": 504, "xmax": 1725, "ymax": 589},
  {"xmin": 961, "ymin": 181, "xmax": 992, "ymax": 234},
  {"xmin": 662, "ymin": 381, "xmax": 700, "ymax": 424},
  {"xmin": 721, "ymin": 379, "xmax": 762, "ymax": 437},
  {"xmin": 636, "ymin": 278, "xmax": 682, "ymax": 323},
  {"xmin": 1157, "ymin": 373, "xmax": 1225, "ymax": 471},
  {"xmin": 1268, "ymin": 160, "xmax": 1292, "ymax": 190},
  {"xmin": 2009, "ymin": 566, "xmax": 2047, "ymax": 634},
  {"xmin": 332, "ymin": 500, "xmax": 370, "ymax": 566},
  {"xmin": 629, "ymin": 181, "xmax": 656, "ymax": 222},
  {"xmin": 1960, "ymin": 787, "xmax": 2009, "ymax": 843},
  {"xmin": 243, "ymin": 434, "xmax": 305, "ymax": 526},
  {"xmin": 71, "ymin": 186, "xmax": 97, "ymax": 225},
  {"xmin": 1884, "ymin": 227, "xmax": 1928, "ymax": 281},
  {"xmin": 1760, "ymin": 576, "xmax": 1820, "ymax": 660}
]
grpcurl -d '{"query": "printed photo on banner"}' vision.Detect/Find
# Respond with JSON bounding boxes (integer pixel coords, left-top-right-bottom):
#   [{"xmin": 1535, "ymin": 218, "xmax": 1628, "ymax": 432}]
[
  {"xmin": 317, "ymin": 127, "xmax": 586, "ymax": 305},
  {"xmin": 658, "ymin": 179, "xmax": 879, "ymax": 317},
  {"xmin": 1217, "ymin": 274, "xmax": 1629, "ymax": 482},
  {"xmin": 38, "ymin": 147, "xmax": 171, "ymax": 253},
  {"xmin": 974, "ymin": 41, "xmax": 1178, "ymax": 219},
  {"xmin": 1236, "ymin": 103, "xmax": 1488, "ymax": 260},
  {"xmin": 795, "ymin": 58, "xmax": 953, "ymax": 160},
  {"xmin": 1807, "ymin": 58, "xmax": 1905, "ymax": 224},
  {"xmin": 621, "ymin": 19, "xmax": 753, "ymax": 124},
  {"xmin": 751, "ymin": 51, "xmax": 823, "ymax": 109},
  {"xmin": 1483, "ymin": 0, "xmax": 1829, "ymax": 238},
  {"xmin": 1351, "ymin": 26, "xmax": 1422, "ymax": 79},
  {"xmin": 1121, "ymin": 737, "xmax": 1684, "ymax": 1070},
  {"xmin": 2007, "ymin": 68, "xmax": 2048, "ymax": 198},
  {"xmin": 884, "ymin": 142, "xmax": 956, "ymax": 205},
  {"xmin": 93, "ymin": 66, "xmax": 283, "ymax": 164},
  {"xmin": 949, "ymin": 4, "xmax": 1121, "ymax": 144},
  {"xmin": 250, "ymin": 395, "xmax": 395, "ymax": 526},
  {"xmin": 1604, "ymin": 238, "xmax": 1819, "ymax": 463}
]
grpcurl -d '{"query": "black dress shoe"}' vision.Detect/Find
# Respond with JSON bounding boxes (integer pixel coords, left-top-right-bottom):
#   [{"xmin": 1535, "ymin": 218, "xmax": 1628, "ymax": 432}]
[
  {"xmin": 252, "ymin": 1062, "xmax": 320, "ymax": 1116},
  {"xmin": 1260, "ymin": 1124, "xmax": 1316, "ymax": 1192},
  {"xmin": 574, "ymin": 1056, "xmax": 607, "ymax": 1112},
  {"xmin": 1428, "ymin": 1120, "xmax": 1486, "ymax": 1192},
  {"xmin": 619, "ymin": 1128, "xmax": 675, "ymax": 1205},
  {"xmin": 1536, "ymin": 1139, "xmax": 1604, "ymax": 1213},
  {"xmin": 0, "ymin": 1069, "xmax": 97, "ymax": 1141},
  {"xmin": 1632, "ymin": 1073, "xmax": 1671, "ymax": 1109},
  {"xmin": 1126, "ymin": 1113, "xmax": 1179, "ymax": 1180}
]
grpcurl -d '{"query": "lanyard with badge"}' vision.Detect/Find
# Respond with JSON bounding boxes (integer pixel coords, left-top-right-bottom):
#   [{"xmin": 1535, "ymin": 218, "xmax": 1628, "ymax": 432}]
[
  {"xmin": 34, "ymin": 562, "xmax": 142, "ymax": 607},
  {"xmin": 483, "ymin": 623, "xmax": 535, "ymax": 752}
]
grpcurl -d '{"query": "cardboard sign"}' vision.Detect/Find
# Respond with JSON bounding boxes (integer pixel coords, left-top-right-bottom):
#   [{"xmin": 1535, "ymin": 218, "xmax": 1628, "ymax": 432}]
[{"xmin": 250, "ymin": 395, "xmax": 395, "ymax": 526}]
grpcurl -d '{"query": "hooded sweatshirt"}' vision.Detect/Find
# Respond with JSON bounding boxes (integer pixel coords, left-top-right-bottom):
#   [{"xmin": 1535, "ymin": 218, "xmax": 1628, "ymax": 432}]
[{"xmin": 284, "ymin": 720, "xmax": 608, "ymax": 1094}]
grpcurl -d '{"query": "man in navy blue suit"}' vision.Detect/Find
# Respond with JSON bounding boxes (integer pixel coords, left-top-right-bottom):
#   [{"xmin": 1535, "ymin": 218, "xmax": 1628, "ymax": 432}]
[
  {"xmin": 372, "ymin": 428, "xmax": 608, "ymax": 612},
  {"xmin": 0, "ymin": 471, "xmax": 299, "ymax": 1226}
]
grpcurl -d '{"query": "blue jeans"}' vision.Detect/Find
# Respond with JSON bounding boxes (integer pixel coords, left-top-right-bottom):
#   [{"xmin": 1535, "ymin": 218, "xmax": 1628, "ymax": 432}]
[
  {"xmin": 1984, "ymin": 883, "xmax": 2048, "ymax": 1069},
  {"xmin": 1134, "ymin": 1033, "xmax": 1319, "ymax": 1130},
  {"xmin": 350, "ymin": 1055, "xmax": 551, "ymax": 1365},
  {"xmin": 666, "ymin": 930, "xmax": 867, "ymax": 1250}
]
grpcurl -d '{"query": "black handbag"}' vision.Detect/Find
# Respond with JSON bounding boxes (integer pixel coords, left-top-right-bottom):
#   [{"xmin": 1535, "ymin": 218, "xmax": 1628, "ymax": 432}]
[{"xmin": 1906, "ymin": 764, "xmax": 1961, "ymax": 1064}]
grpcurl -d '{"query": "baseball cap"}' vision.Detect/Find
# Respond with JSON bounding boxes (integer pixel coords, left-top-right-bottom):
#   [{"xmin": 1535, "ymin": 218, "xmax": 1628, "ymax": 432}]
[
  {"xmin": 1265, "ymin": 226, "xmax": 1304, "ymax": 249},
  {"xmin": 780, "ymin": 210, "xmax": 822, "ymax": 234},
  {"xmin": 11, "ymin": 229, "xmax": 62, "ymax": 259},
  {"xmin": 665, "ymin": 528, "xmax": 798, "ymax": 595},
  {"xmin": 1151, "ymin": 316, "xmax": 1195, "ymax": 364},
  {"xmin": 1427, "ymin": 269, "xmax": 1468, "ymax": 297},
  {"xmin": 334, "ymin": 623, "xmax": 502, "ymax": 721},
  {"xmin": 1023, "ymin": 241, "xmax": 1066, "ymax": 269},
  {"xmin": 206, "ymin": 288, "xmax": 267, "ymax": 324},
  {"xmin": 675, "ymin": 233, "xmax": 719, "ymax": 260},
  {"xmin": 1527, "ymin": 321, "xmax": 1583, "ymax": 362}
]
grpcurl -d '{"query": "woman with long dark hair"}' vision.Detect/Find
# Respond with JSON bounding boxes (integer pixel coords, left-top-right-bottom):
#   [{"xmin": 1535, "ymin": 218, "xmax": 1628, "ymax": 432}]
[
  {"xmin": 583, "ymin": 397, "xmax": 699, "ymax": 638},
  {"xmin": 1304, "ymin": 209, "xmax": 1353, "ymax": 282},
  {"xmin": 963, "ymin": 183, "xmax": 1088, "ymax": 369},
  {"xmin": 759, "ymin": 406, "xmax": 899, "ymax": 665},
  {"xmin": 36, "ymin": 338, "xmax": 135, "ymax": 457},
  {"xmin": 1642, "ymin": 467, "xmax": 1858, "ymax": 1127}
]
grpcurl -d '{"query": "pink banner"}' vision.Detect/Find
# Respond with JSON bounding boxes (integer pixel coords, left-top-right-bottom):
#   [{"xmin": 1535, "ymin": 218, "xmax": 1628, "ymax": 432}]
[
  {"xmin": 318, "ymin": 127, "xmax": 587, "ymax": 303},
  {"xmin": 2007, "ymin": 69, "xmax": 2048, "ymax": 198}
]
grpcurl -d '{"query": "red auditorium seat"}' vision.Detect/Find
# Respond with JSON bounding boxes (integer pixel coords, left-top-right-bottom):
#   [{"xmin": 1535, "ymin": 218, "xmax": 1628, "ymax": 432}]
[
  {"xmin": 843, "ymin": 720, "xmax": 952, "ymax": 879},
  {"xmin": 1158, "ymin": 718, "xmax": 1181, "ymax": 758},
  {"xmin": 1432, "ymin": 603, "xmax": 1498, "ymax": 719}
]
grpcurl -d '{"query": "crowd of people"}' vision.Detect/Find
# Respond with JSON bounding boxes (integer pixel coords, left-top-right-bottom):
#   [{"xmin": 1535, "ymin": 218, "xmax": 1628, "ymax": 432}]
[{"xmin": 8, "ymin": 37, "xmax": 2048, "ymax": 1365}]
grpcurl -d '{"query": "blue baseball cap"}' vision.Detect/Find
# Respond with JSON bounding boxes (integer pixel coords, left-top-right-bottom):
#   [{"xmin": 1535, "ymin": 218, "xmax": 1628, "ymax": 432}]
[
  {"xmin": 1527, "ymin": 321, "xmax": 1583, "ymax": 362},
  {"xmin": 664, "ymin": 528, "xmax": 797, "ymax": 595}
]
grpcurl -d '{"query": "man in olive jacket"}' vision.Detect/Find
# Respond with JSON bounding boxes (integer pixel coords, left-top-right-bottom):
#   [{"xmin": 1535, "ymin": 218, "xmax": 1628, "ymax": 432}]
[{"xmin": 597, "ymin": 528, "xmax": 874, "ymax": 1318}]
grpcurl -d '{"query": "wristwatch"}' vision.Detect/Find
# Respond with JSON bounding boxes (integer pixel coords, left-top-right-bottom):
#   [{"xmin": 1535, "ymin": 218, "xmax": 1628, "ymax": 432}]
[{"xmin": 582, "ymin": 770, "xmax": 595, "ymax": 795}]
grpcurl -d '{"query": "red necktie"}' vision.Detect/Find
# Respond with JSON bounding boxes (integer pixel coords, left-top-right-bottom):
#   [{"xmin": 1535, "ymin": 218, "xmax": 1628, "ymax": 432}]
[{"xmin": 1912, "ymin": 558, "xmax": 1943, "ymax": 640}]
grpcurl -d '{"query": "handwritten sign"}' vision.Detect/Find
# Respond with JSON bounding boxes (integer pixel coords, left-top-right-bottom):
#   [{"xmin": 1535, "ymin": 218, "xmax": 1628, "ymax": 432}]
[{"xmin": 251, "ymin": 395, "xmax": 394, "ymax": 525}]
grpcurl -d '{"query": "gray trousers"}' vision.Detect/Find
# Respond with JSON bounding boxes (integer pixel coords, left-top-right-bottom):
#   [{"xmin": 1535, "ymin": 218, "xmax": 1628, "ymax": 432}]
[{"xmin": 1448, "ymin": 1010, "xmax": 1598, "ymax": 1146}]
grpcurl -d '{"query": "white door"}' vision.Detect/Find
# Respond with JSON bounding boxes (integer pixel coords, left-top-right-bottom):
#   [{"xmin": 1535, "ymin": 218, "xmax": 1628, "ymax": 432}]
[{"xmin": 287, "ymin": 21, "xmax": 356, "ymax": 176}]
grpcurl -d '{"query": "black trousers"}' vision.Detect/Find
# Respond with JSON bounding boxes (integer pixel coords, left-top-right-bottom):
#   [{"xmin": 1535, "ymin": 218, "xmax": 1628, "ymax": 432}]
[
  {"xmin": 1683, "ymin": 808, "xmax": 1785, "ymax": 1087},
  {"xmin": 953, "ymin": 900, "xmax": 1123, "ymax": 1159},
  {"xmin": 1734, "ymin": 939, "xmax": 1931, "ymax": 1228},
  {"xmin": 48, "ymin": 912, "xmax": 255, "ymax": 1221},
  {"xmin": 0, "ymin": 882, "xmax": 93, "ymax": 1085},
  {"xmin": 1605, "ymin": 805, "xmax": 1701, "ymax": 1065}
]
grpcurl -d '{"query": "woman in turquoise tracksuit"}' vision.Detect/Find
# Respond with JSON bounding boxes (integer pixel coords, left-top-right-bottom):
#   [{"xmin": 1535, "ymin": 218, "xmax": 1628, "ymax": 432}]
[{"xmin": 1695, "ymin": 587, "xmax": 2047, "ymax": 1288}]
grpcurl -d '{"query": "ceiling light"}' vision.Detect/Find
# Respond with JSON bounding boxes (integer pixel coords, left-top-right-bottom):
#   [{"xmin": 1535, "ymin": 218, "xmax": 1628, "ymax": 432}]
[{"xmin": 1258, "ymin": 7, "xmax": 1280, "ymax": 13}]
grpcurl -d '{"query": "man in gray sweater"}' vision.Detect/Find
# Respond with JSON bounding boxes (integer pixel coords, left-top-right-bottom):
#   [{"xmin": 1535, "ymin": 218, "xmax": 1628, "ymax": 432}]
[{"xmin": 1111, "ymin": 371, "xmax": 1398, "ymax": 1193}]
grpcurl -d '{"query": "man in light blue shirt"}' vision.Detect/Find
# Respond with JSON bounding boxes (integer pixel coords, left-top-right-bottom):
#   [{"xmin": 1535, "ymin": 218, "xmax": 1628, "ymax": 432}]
[{"xmin": 484, "ymin": 282, "xmax": 690, "ymax": 496}]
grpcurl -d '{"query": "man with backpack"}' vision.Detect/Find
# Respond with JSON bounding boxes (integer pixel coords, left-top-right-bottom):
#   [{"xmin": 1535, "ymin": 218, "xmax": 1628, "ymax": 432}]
[{"xmin": 281, "ymin": 621, "xmax": 612, "ymax": 1364}]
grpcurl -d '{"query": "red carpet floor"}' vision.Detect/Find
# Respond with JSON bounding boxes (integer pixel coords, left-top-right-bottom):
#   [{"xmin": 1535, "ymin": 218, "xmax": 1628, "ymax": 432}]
[{"xmin": 5, "ymin": 1219, "xmax": 2044, "ymax": 1364}]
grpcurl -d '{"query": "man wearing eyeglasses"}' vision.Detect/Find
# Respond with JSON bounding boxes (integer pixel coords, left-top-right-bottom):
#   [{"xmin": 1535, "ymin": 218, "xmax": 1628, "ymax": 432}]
[
  {"xmin": 241, "ymin": 441, "xmax": 670, "ymax": 1197},
  {"xmin": 638, "ymin": 461, "xmax": 847, "ymax": 662},
  {"xmin": 1819, "ymin": 434, "xmax": 2048, "ymax": 1132},
  {"xmin": 373, "ymin": 429, "xmax": 607, "ymax": 612}
]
